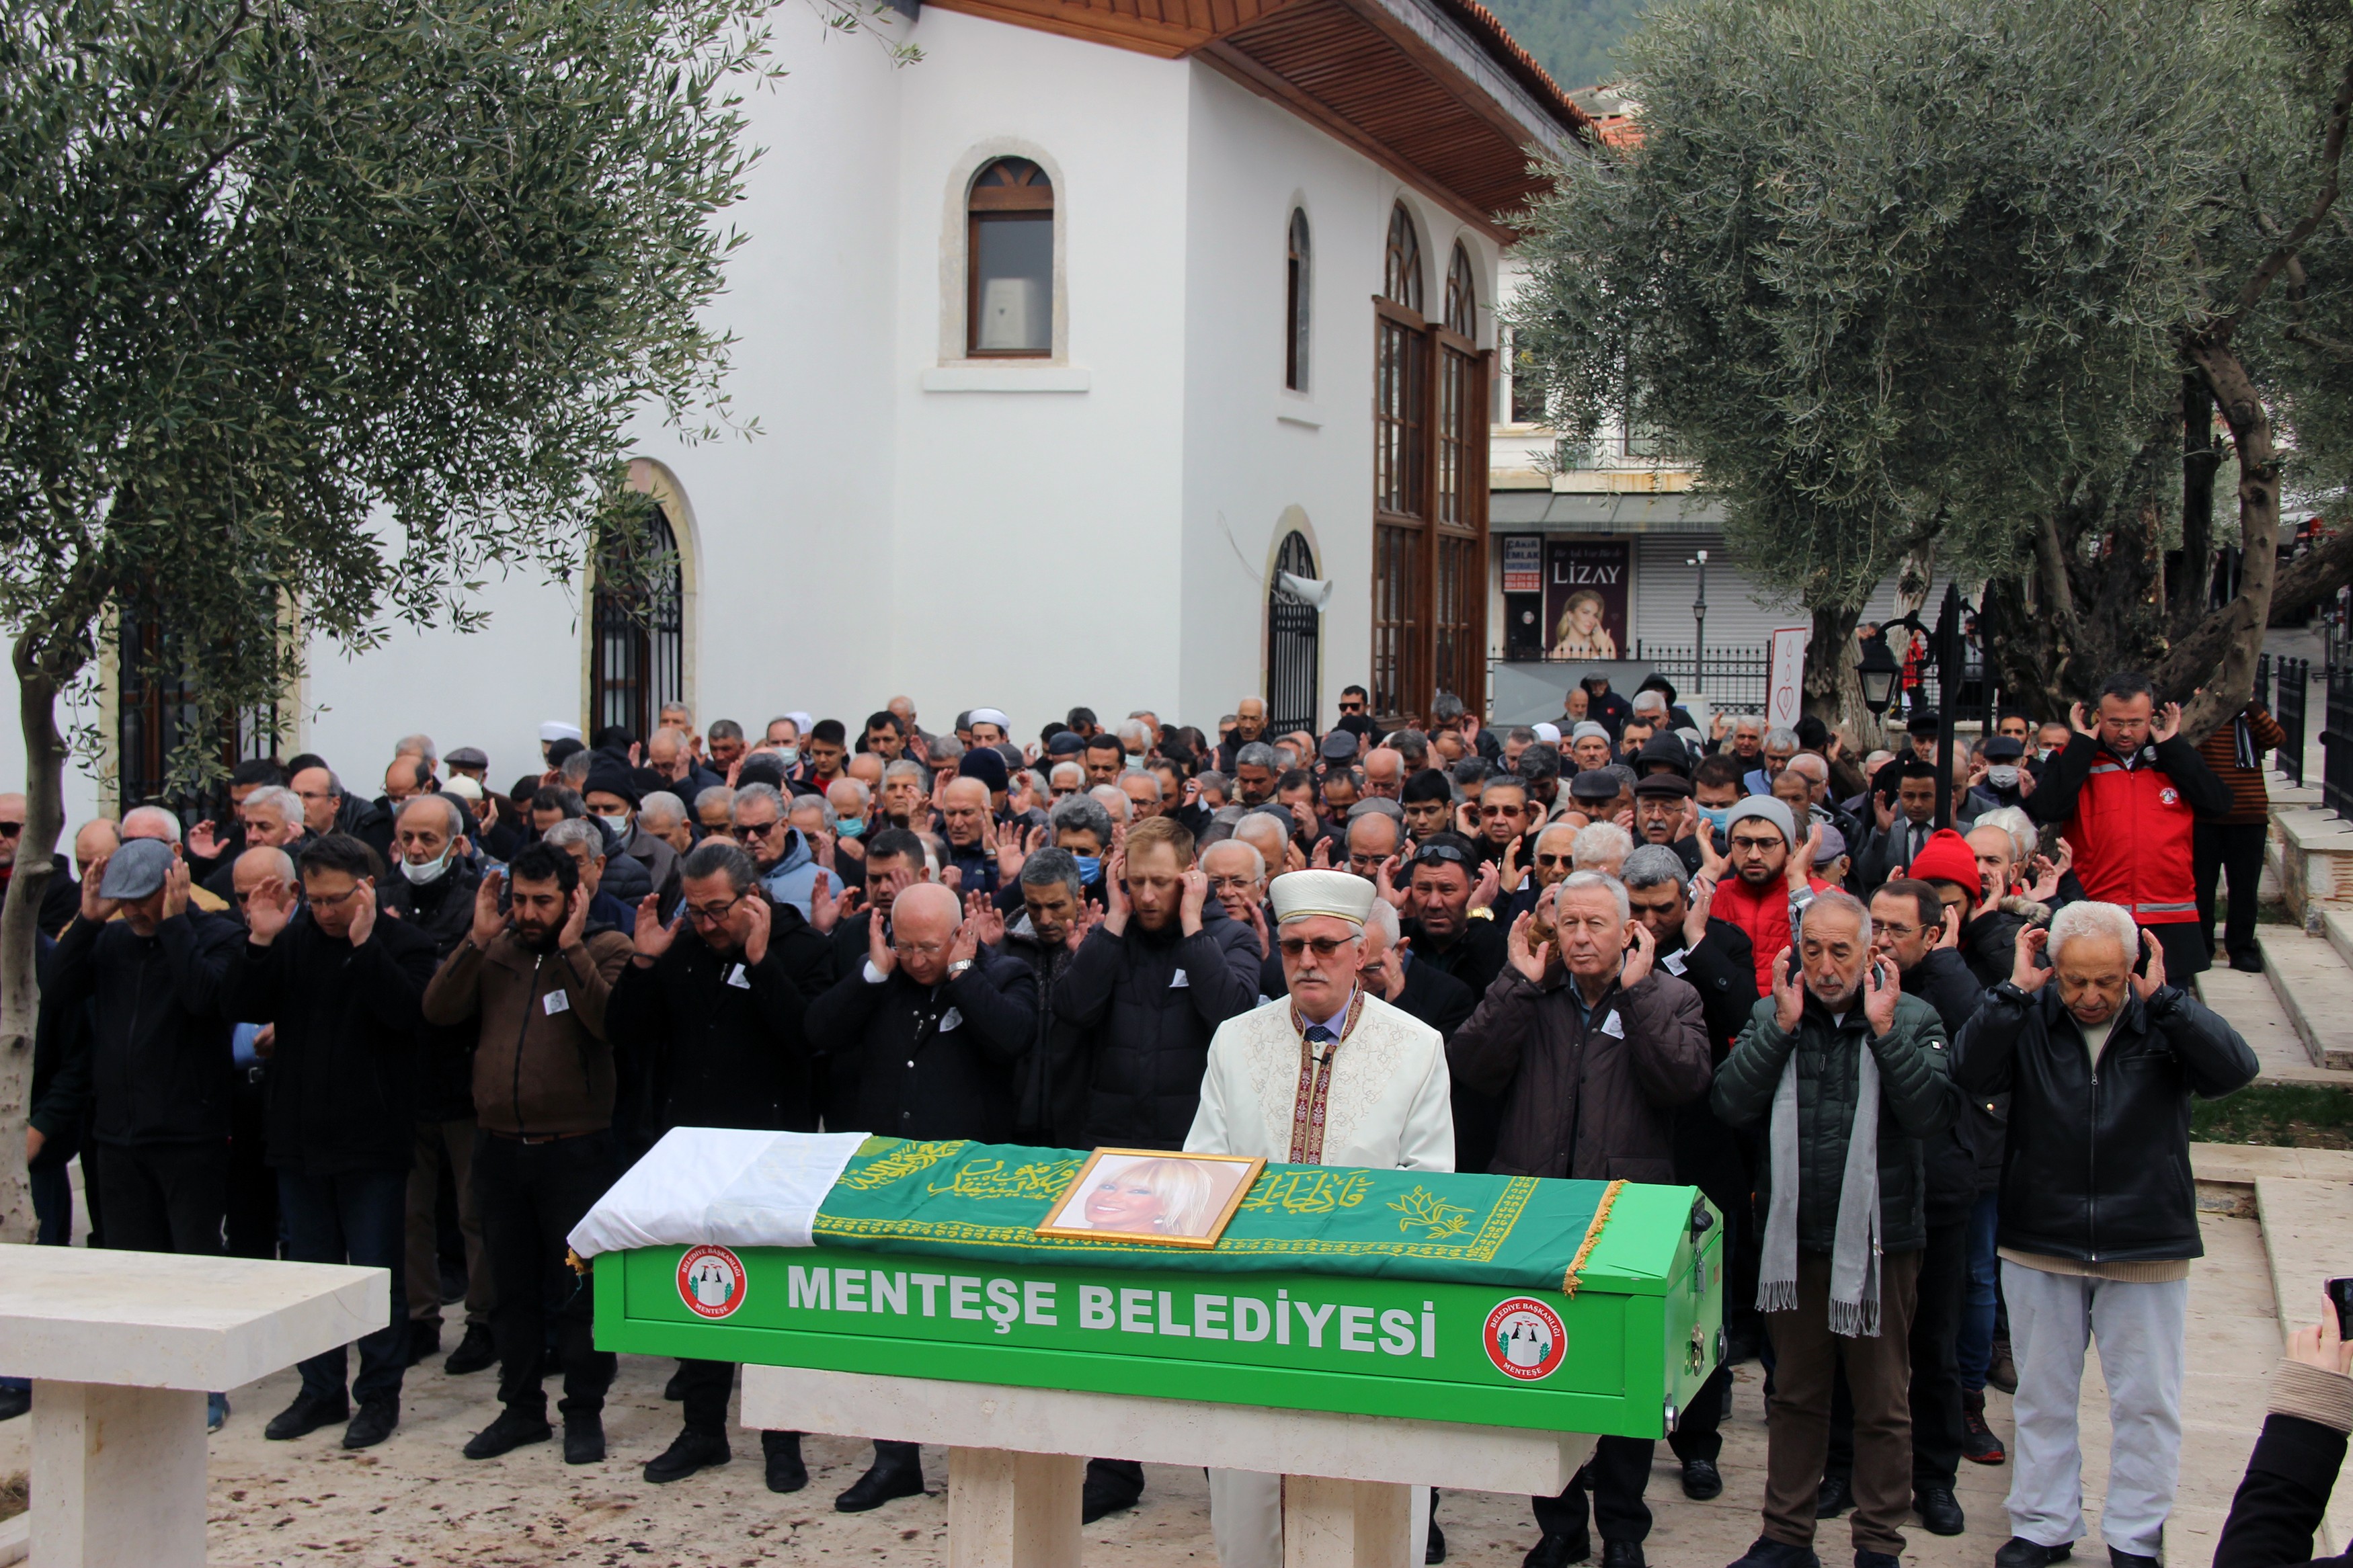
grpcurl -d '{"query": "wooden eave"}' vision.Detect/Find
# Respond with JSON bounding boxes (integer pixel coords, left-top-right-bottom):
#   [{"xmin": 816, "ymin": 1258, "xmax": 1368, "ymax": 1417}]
[{"xmin": 920, "ymin": 0, "xmax": 1592, "ymax": 237}]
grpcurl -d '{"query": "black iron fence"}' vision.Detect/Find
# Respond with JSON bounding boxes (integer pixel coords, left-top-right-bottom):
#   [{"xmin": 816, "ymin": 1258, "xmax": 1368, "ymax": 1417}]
[
  {"xmin": 1628, "ymin": 643, "xmax": 1773, "ymax": 712},
  {"xmin": 2323, "ymin": 666, "xmax": 2353, "ymax": 819},
  {"xmin": 2278, "ymin": 656, "xmax": 2310, "ymax": 788},
  {"xmin": 2256, "ymin": 653, "xmax": 2274, "ymax": 714}
]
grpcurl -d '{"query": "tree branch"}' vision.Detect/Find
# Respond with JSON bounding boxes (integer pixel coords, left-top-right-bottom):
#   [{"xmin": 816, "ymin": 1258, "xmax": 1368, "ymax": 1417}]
[{"xmin": 2212, "ymin": 52, "xmax": 2353, "ymax": 342}]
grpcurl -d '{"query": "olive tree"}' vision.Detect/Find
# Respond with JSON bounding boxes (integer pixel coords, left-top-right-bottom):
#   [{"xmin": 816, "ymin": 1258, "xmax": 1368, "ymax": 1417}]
[{"xmin": 0, "ymin": 0, "xmax": 881, "ymax": 1241}]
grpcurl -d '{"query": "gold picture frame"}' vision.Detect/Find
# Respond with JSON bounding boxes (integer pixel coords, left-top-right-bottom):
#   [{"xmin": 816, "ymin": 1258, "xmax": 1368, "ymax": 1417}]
[{"xmin": 1033, "ymin": 1148, "xmax": 1267, "ymax": 1249}]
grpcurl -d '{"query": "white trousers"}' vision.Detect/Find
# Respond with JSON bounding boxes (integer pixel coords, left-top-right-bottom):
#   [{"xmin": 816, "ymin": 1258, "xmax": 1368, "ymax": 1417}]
[
  {"xmin": 2001, "ymin": 1261, "xmax": 2188, "ymax": 1558},
  {"xmin": 1207, "ymin": 1471, "xmax": 1432, "ymax": 1568}
]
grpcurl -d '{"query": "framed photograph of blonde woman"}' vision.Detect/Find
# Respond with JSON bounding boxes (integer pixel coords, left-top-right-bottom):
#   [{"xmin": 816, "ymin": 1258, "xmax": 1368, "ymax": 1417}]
[{"xmin": 1034, "ymin": 1149, "xmax": 1266, "ymax": 1248}]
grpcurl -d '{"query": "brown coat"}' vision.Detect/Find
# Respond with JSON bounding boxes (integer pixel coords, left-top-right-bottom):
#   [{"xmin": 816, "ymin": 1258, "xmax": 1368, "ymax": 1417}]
[
  {"xmin": 421, "ymin": 927, "xmax": 633, "ymax": 1137},
  {"xmin": 1449, "ymin": 965, "xmax": 1712, "ymax": 1182}
]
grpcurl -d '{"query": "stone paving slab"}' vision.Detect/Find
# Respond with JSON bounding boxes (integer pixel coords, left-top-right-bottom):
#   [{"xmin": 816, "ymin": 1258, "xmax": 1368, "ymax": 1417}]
[
  {"xmin": 2256, "ymin": 928, "xmax": 2353, "ymax": 1071},
  {"xmin": 2196, "ymin": 964, "xmax": 2353, "ymax": 1087}
]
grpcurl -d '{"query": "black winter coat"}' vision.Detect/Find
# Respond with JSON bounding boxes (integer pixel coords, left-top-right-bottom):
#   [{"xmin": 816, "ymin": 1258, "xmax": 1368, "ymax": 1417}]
[
  {"xmin": 606, "ymin": 924, "xmax": 825, "ymax": 1135},
  {"xmin": 1657, "ymin": 920, "xmax": 1759, "ymax": 1216},
  {"xmin": 46, "ymin": 911, "xmax": 240, "ymax": 1147},
  {"xmin": 999, "ymin": 915, "xmax": 1088, "ymax": 1146},
  {"xmin": 224, "ymin": 911, "xmax": 439, "ymax": 1173},
  {"xmin": 1903, "ymin": 947, "xmax": 1992, "ymax": 1226},
  {"xmin": 382, "ymin": 866, "xmax": 484, "ymax": 1122},
  {"xmin": 1404, "ymin": 913, "xmax": 1510, "ymax": 1173},
  {"xmin": 807, "ymin": 951, "xmax": 1038, "ymax": 1143},
  {"xmin": 1711, "ymin": 990, "xmax": 1958, "ymax": 1254},
  {"xmin": 1954, "ymin": 981, "xmax": 2256, "ymax": 1264},
  {"xmin": 1055, "ymin": 903, "xmax": 1261, "ymax": 1149},
  {"xmin": 2215, "ymin": 1403, "xmax": 2353, "ymax": 1568}
]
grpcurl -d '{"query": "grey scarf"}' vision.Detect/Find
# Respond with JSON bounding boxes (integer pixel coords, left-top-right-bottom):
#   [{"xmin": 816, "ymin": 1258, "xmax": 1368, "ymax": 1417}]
[{"xmin": 1757, "ymin": 1020, "xmax": 1883, "ymax": 1337}]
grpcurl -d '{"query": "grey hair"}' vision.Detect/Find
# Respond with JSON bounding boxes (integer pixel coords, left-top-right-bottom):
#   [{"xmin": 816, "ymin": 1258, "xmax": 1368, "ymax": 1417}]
[
  {"xmin": 1234, "ymin": 741, "xmax": 1277, "ymax": 771},
  {"xmin": 1117, "ymin": 718, "xmax": 1154, "ymax": 752},
  {"xmin": 1975, "ymin": 805, "xmax": 2038, "ymax": 863},
  {"xmin": 1785, "ymin": 752, "xmax": 1828, "ymax": 784},
  {"xmin": 680, "ymin": 838, "xmax": 756, "ymax": 893},
  {"xmin": 2048, "ymin": 900, "xmax": 2138, "ymax": 964},
  {"xmin": 1570, "ymin": 822, "xmax": 1634, "ymax": 872},
  {"xmin": 1799, "ymin": 888, "xmax": 1873, "ymax": 946},
  {"xmin": 1195, "ymin": 770, "xmax": 1230, "ymax": 796},
  {"xmin": 1050, "ymin": 794, "xmax": 1115, "ymax": 844},
  {"xmin": 1556, "ymin": 869, "xmax": 1630, "ymax": 923},
  {"xmin": 883, "ymin": 758, "xmax": 927, "ymax": 788},
  {"xmin": 1019, "ymin": 844, "xmax": 1086, "ymax": 902},
  {"xmin": 1363, "ymin": 897, "xmax": 1401, "ymax": 944},
  {"xmin": 1630, "ymin": 691, "xmax": 1669, "ymax": 716},
  {"xmin": 694, "ymin": 784, "xmax": 735, "ymax": 817},
  {"xmin": 732, "ymin": 782, "xmax": 785, "ymax": 818},
  {"xmin": 639, "ymin": 790, "xmax": 687, "ymax": 827},
  {"xmin": 1621, "ymin": 843, "xmax": 1691, "ymax": 892},
  {"xmin": 928, "ymin": 734, "xmax": 965, "ymax": 764},
  {"xmin": 543, "ymin": 817, "xmax": 606, "ymax": 861},
  {"xmin": 395, "ymin": 733, "xmax": 439, "ymax": 765},
  {"xmin": 1203, "ymin": 839, "xmax": 1265, "ymax": 882},
  {"xmin": 1763, "ymin": 727, "xmax": 1800, "ymax": 751},
  {"xmin": 1088, "ymin": 784, "xmax": 1131, "ymax": 823},
  {"xmin": 1733, "ymin": 714, "xmax": 1765, "ymax": 736},
  {"xmin": 1119, "ymin": 768, "xmax": 1163, "ymax": 800},
  {"xmin": 1431, "ymin": 693, "xmax": 1467, "ymax": 725},
  {"xmin": 558, "ymin": 749, "xmax": 592, "ymax": 787},
  {"xmin": 392, "ymin": 791, "xmax": 463, "ymax": 837},
  {"xmin": 122, "ymin": 805, "xmax": 182, "ymax": 843},
  {"xmin": 243, "ymin": 784, "xmax": 303, "ymax": 829},
  {"xmin": 828, "ymin": 777, "xmax": 873, "ymax": 811},
  {"xmin": 789, "ymin": 792, "xmax": 837, "ymax": 829},
  {"xmin": 1049, "ymin": 760, "xmax": 1086, "ymax": 788},
  {"xmin": 1535, "ymin": 819, "xmax": 1581, "ymax": 856}
]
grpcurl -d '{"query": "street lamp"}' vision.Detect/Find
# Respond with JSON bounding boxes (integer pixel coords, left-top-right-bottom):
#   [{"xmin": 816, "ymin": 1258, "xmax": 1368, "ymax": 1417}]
[
  {"xmin": 1689, "ymin": 549, "xmax": 1708, "ymax": 692},
  {"xmin": 1858, "ymin": 632, "xmax": 1901, "ymax": 716}
]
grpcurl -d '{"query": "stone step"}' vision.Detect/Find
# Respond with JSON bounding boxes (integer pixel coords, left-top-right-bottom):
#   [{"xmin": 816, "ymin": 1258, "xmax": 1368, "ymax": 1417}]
[
  {"xmin": 2269, "ymin": 804, "xmax": 2353, "ymax": 925},
  {"xmin": 2256, "ymin": 928, "xmax": 2353, "ymax": 1071},
  {"xmin": 2198, "ymin": 958, "xmax": 2353, "ymax": 1085},
  {"xmin": 2325, "ymin": 907, "xmax": 2353, "ymax": 973}
]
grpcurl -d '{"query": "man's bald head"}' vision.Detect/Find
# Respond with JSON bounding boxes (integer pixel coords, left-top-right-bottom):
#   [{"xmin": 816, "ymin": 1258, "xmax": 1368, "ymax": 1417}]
[
  {"xmin": 893, "ymin": 880, "xmax": 960, "ymax": 933},
  {"xmin": 233, "ymin": 844, "xmax": 296, "ymax": 902},
  {"xmin": 1361, "ymin": 747, "xmax": 1404, "ymax": 798},
  {"xmin": 73, "ymin": 818, "xmax": 122, "ymax": 877}
]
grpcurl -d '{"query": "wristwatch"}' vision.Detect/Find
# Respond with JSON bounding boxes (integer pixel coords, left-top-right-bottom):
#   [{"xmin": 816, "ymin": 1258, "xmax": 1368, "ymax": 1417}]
[{"xmin": 947, "ymin": 959, "xmax": 975, "ymax": 977}]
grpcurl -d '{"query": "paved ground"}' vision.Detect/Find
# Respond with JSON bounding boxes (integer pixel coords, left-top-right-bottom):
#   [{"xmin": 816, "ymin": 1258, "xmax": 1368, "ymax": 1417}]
[{"xmin": 0, "ymin": 1207, "xmax": 2292, "ymax": 1567}]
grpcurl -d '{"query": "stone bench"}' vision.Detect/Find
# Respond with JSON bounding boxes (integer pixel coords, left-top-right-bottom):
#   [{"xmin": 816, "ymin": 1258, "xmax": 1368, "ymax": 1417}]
[{"xmin": 0, "ymin": 1244, "xmax": 386, "ymax": 1567}]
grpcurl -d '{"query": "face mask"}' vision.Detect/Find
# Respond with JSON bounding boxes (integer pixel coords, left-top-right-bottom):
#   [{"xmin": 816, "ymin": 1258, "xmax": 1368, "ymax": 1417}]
[
  {"xmin": 1697, "ymin": 804, "xmax": 1734, "ymax": 836},
  {"xmin": 838, "ymin": 818, "xmax": 865, "ymax": 839},
  {"xmin": 401, "ymin": 845, "xmax": 453, "ymax": 886},
  {"xmin": 775, "ymin": 747, "xmax": 800, "ymax": 768},
  {"xmin": 1987, "ymin": 766, "xmax": 2020, "ymax": 790},
  {"xmin": 1073, "ymin": 854, "xmax": 1103, "ymax": 885}
]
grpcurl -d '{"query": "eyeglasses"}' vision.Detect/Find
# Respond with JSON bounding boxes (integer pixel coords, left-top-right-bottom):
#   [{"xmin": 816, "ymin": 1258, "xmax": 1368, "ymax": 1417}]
[
  {"xmin": 1338, "ymin": 700, "xmax": 1365, "ymax": 712},
  {"xmin": 1533, "ymin": 852, "xmax": 1574, "ymax": 869},
  {"xmin": 892, "ymin": 938, "xmax": 947, "ymax": 957},
  {"xmin": 1277, "ymin": 936, "xmax": 1355, "ymax": 959},
  {"xmin": 733, "ymin": 819, "xmax": 782, "ymax": 839},
  {"xmin": 1728, "ymin": 835, "xmax": 1784, "ymax": 856},
  {"xmin": 685, "ymin": 895, "xmax": 746, "ymax": 925},
  {"xmin": 1478, "ymin": 805, "xmax": 1523, "ymax": 819}
]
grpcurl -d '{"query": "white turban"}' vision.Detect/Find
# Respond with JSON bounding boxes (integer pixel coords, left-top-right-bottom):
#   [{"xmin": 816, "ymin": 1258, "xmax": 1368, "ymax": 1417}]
[
  {"xmin": 969, "ymin": 707, "xmax": 1012, "ymax": 729},
  {"xmin": 1269, "ymin": 870, "xmax": 1378, "ymax": 931},
  {"xmin": 539, "ymin": 721, "xmax": 582, "ymax": 744},
  {"xmin": 1531, "ymin": 722, "xmax": 1562, "ymax": 744}
]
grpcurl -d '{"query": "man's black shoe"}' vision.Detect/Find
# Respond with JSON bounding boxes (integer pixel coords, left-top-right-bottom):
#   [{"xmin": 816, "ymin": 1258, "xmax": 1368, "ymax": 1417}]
[
  {"xmin": 1857, "ymin": 1552, "xmax": 1900, "ymax": 1568},
  {"xmin": 342, "ymin": 1399, "xmax": 399, "ymax": 1450},
  {"xmin": 1725, "ymin": 1322, "xmax": 1765, "ymax": 1365},
  {"xmin": 265, "ymin": 1392, "xmax": 350, "ymax": 1442},
  {"xmin": 1915, "ymin": 1486, "xmax": 1964, "ymax": 1536},
  {"xmin": 1523, "ymin": 1526, "xmax": 1591, "ymax": 1567},
  {"xmin": 463, "ymin": 1407, "xmax": 552, "ymax": 1460},
  {"xmin": 1726, "ymin": 1538, "xmax": 1821, "ymax": 1568},
  {"xmin": 643, "ymin": 1427, "xmax": 729, "ymax": 1483},
  {"xmin": 2230, "ymin": 952, "xmax": 2264, "ymax": 974},
  {"xmin": 2108, "ymin": 1552, "xmax": 2159, "ymax": 1568},
  {"xmin": 1682, "ymin": 1458, "xmax": 1724, "ymax": 1499},
  {"xmin": 403, "ymin": 1321, "xmax": 439, "ymax": 1368},
  {"xmin": 663, "ymin": 1362, "xmax": 691, "ymax": 1401},
  {"xmin": 1816, "ymin": 1473, "xmax": 1853, "ymax": 1518},
  {"xmin": 762, "ymin": 1430, "xmax": 809, "ymax": 1493},
  {"xmin": 0, "ymin": 1387, "xmax": 27, "ymax": 1422},
  {"xmin": 1995, "ymin": 1538, "xmax": 2073, "ymax": 1568},
  {"xmin": 1081, "ymin": 1467, "xmax": 1142, "ymax": 1524},
  {"xmin": 1603, "ymin": 1541, "xmax": 1646, "ymax": 1568},
  {"xmin": 443, "ymin": 1323, "xmax": 496, "ymax": 1376},
  {"xmin": 563, "ymin": 1413, "xmax": 605, "ymax": 1464},
  {"xmin": 1427, "ymin": 1514, "xmax": 1447, "ymax": 1563},
  {"xmin": 837, "ymin": 1450, "xmax": 926, "ymax": 1512}
]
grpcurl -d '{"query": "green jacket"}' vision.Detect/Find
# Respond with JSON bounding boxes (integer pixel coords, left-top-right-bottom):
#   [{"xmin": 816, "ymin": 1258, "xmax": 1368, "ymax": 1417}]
[{"xmin": 1709, "ymin": 989, "xmax": 1958, "ymax": 1254}]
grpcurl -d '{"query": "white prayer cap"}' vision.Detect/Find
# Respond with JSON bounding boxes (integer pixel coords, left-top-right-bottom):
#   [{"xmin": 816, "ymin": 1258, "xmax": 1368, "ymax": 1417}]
[
  {"xmin": 539, "ymin": 721, "xmax": 582, "ymax": 744},
  {"xmin": 1269, "ymin": 869, "xmax": 1377, "ymax": 931},
  {"xmin": 969, "ymin": 707, "xmax": 1012, "ymax": 729},
  {"xmin": 1531, "ymin": 722, "xmax": 1562, "ymax": 744},
  {"xmin": 785, "ymin": 710, "xmax": 813, "ymax": 733}
]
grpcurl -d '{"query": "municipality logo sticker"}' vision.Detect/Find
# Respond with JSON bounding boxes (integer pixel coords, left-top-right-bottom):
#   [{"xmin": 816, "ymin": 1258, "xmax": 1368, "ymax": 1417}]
[
  {"xmin": 1484, "ymin": 1296, "xmax": 1566, "ymax": 1381},
  {"xmin": 678, "ymin": 1245, "xmax": 748, "ymax": 1320}
]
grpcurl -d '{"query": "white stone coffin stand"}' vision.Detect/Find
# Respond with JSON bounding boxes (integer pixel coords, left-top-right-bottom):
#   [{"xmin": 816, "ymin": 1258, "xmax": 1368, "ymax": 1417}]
[
  {"xmin": 0, "ymin": 1244, "xmax": 387, "ymax": 1567},
  {"xmin": 744, "ymin": 1364, "xmax": 1599, "ymax": 1568}
]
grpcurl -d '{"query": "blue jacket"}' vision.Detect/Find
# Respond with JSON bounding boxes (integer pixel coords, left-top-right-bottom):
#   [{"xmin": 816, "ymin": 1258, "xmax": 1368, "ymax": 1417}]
[{"xmin": 760, "ymin": 827, "xmax": 820, "ymax": 918}]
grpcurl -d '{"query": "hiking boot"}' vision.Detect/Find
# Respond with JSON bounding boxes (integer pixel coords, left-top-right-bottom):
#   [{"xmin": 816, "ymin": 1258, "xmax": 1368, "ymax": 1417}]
[
  {"xmin": 1989, "ymin": 1337, "xmax": 2018, "ymax": 1395},
  {"xmin": 1962, "ymin": 1389, "xmax": 2007, "ymax": 1464}
]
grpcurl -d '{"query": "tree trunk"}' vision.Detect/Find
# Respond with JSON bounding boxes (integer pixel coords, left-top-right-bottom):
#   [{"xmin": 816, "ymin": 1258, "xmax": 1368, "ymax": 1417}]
[
  {"xmin": 2174, "ymin": 339, "xmax": 2280, "ymax": 741},
  {"xmin": 1800, "ymin": 602, "xmax": 1880, "ymax": 753},
  {"xmin": 2173, "ymin": 370, "xmax": 2218, "ymax": 638},
  {"xmin": 1, "ymin": 640, "xmax": 63, "ymax": 1246}
]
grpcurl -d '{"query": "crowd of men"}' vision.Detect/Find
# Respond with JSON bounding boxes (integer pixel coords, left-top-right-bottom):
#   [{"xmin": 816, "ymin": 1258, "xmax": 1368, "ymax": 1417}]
[{"xmin": 0, "ymin": 667, "xmax": 2276, "ymax": 1568}]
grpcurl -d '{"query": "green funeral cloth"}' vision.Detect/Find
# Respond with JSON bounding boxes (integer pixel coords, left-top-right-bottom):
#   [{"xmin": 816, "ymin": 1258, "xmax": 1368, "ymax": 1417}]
[{"xmin": 810, "ymin": 1139, "xmax": 1615, "ymax": 1292}]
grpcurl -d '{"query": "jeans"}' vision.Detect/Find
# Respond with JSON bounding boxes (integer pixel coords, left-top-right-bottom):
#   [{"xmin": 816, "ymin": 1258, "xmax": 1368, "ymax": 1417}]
[
  {"xmin": 1957, "ymin": 1193, "xmax": 2000, "ymax": 1392},
  {"xmin": 473, "ymin": 1129, "xmax": 619, "ymax": 1419},
  {"xmin": 278, "ymin": 1167, "xmax": 411, "ymax": 1407}
]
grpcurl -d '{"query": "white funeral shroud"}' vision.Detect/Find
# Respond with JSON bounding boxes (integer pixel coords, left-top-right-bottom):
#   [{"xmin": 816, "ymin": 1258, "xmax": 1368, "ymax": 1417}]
[{"xmin": 567, "ymin": 1128, "xmax": 870, "ymax": 1259}]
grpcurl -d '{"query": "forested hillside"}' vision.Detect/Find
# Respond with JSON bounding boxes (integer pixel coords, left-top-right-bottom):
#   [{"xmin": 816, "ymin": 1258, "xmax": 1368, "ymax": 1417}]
[{"xmin": 1482, "ymin": 0, "xmax": 1646, "ymax": 91}]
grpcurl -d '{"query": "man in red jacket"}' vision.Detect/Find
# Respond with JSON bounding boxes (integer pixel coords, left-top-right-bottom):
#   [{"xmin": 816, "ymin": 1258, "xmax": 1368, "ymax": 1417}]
[
  {"xmin": 2028, "ymin": 671, "xmax": 2229, "ymax": 981},
  {"xmin": 1695, "ymin": 796, "xmax": 1833, "ymax": 994}
]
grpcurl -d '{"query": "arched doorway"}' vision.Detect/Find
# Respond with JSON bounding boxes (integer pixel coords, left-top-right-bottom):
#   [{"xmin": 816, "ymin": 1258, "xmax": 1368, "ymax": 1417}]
[
  {"xmin": 589, "ymin": 503, "xmax": 684, "ymax": 739},
  {"xmin": 1267, "ymin": 530, "xmax": 1320, "ymax": 737}
]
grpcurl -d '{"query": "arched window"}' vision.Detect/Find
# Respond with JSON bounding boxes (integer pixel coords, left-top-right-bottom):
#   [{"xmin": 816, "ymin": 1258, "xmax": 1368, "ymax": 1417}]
[
  {"xmin": 590, "ymin": 504, "xmax": 684, "ymax": 739},
  {"xmin": 967, "ymin": 157, "xmax": 1053, "ymax": 357},
  {"xmin": 1445, "ymin": 243, "xmax": 1476, "ymax": 338},
  {"xmin": 1382, "ymin": 204, "xmax": 1423, "ymax": 314},
  {"xmin": 1267, "ymin": 530, "xmax": 1320, "ymax": 736},
  {"xmin": 1285, "ymin": 208, "xmax": 1312, "ymax": 391}
]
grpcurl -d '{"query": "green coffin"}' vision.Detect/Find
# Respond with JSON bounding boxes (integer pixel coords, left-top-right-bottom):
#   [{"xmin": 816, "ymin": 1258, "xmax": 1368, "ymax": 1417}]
[{"xmin": 592, "ymin": 1141, "xmax": 1724, "ymax": 1440}]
